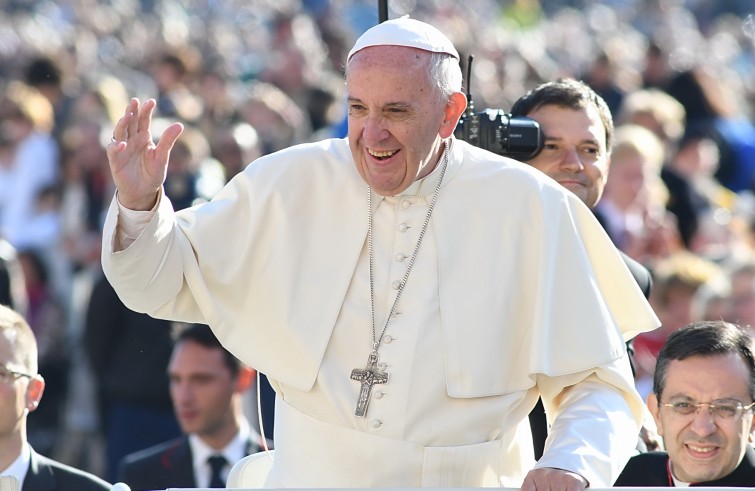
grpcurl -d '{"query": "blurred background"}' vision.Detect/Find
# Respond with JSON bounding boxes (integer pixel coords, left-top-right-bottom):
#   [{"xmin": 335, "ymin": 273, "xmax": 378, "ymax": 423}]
[{"xmin": 1, "ymin": 0, "xmax": 754, "ymax": 479}]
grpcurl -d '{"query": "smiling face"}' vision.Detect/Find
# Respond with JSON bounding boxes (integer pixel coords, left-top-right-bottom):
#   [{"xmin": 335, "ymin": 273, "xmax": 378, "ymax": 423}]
[
  {"xmin": 346, "ymin": 46, "xmax": 465, "ymax": 196},
  {"xmin": 649, "ymin": 353, "xmax": 755, "ymax": 483},
  {"xmin": 525, "ymin": 104, "xmax": 609, "ymax": 208}
]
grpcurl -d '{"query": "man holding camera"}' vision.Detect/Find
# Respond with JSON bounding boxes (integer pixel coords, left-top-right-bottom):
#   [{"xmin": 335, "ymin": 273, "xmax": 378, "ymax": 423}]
[
  {"xmin": 510, "ymin": 78, "xmax": 656, "ymax": 458},
  {"xmin": 101, "ymin": 17, "xmax": 658, "ymax": 489}
]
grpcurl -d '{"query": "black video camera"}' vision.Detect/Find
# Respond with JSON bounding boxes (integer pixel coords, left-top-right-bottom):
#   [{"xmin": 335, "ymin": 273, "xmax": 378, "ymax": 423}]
[
  {"xmin": 454, "ymin": 55, "xmax": 543, "ymax": 161},
  {"xmin": 455, "ymin": 108, "xmax": 543, "ymax": 161}
]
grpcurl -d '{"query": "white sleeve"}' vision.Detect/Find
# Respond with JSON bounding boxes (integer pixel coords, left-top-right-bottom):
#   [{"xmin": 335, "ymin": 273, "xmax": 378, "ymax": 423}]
[
  {"xmin": 534, "ymin": 352, "xmax": 643, "ymax": 487},
  {"xmin": 112, "ymin": 191, "xmax": 158, "ymax": 251}
]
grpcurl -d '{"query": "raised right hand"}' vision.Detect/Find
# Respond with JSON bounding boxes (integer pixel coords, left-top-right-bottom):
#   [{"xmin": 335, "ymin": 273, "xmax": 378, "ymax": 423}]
[{"xmin": 106, "ymin": 98, "xmax": 184, "ymax": 211}]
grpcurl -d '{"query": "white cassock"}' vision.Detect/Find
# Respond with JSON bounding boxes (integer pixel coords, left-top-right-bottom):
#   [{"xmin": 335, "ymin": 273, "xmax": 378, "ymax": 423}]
[{"xmin": 102, "ymin": 137, "xmax": 659, "ymax": 488}]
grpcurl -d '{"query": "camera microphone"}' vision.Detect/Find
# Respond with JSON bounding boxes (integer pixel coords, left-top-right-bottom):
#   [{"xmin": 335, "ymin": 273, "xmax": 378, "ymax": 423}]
[{"xmin": 455, "ymin": 55, "xmax": 543, "ymax": 161}]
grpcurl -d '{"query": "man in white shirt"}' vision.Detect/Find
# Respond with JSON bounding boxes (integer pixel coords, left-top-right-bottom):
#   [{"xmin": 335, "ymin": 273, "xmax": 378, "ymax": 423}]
[{"xmin": 101, "ymin": 17, "xmax": 659, "ymax": 489}]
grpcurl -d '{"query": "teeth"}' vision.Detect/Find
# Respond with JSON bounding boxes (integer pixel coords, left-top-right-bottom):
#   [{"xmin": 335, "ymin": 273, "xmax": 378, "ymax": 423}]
[
  {"xmin": 688, "ymin": 445, "xmax": 714, "ymax": 453},
  {"xmin": 368, "ymin": 149, "xmax": 397, "ymax": 158}
]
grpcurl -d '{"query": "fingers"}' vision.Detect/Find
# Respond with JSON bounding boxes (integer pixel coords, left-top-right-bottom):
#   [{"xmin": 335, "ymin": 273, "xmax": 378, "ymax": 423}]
[
  {"xmin": 520, "ymin": 475, "xmax": 536, "ymax": 491},
  {"xmin": 155, "ymin": 122, "xmax": 185, "ymax": 164},
  {"xmin": 110, "ymin": 98, "xmax": 154, "ymax": 145},
  {"xmin": 522, "ymin": 468, "xmax": 588, "ymax": 491},
  {"xmin": 107, "ymin": 97, "xmax": 183, "ymax": 171},
  {"xmin": 108, "ymin": 99, "xmax": 138, "ymax": 155},
  {"xmin": 136, "ymin": 98, "xmax": 156, "ymax": 136}
]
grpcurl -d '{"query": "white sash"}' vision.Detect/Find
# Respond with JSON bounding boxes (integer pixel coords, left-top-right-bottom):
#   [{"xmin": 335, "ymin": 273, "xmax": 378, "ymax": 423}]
[{"xmin": 267, "ymin": 399, "xmax": 520, "ymax": 488}]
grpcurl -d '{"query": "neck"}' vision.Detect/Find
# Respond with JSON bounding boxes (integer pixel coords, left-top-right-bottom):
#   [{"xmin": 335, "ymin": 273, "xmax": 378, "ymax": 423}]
[
  {"xmin": 417, "ymin": 139, "xmax": 447, "ymax": 181},
  {"xmin": 199, "ymin": 413, "xmax": 242, "ymax": 451},
  {"xmin": 0, "ymin": 434, "xmax": 23, "ymax": 473}
]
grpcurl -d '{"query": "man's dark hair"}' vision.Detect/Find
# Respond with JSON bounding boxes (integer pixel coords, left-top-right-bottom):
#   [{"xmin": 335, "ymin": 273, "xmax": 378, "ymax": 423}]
[
  {"xmin": 174, "ymin": 323, "xmax": 242, "ymax": 376},
  {"xmin": 510, "ymin": 78, "xmax": 615, "ymax": 152},
  {"xmin": 653, "ymin": 320, "xmax": 755, "ymax": 400},
  {"xmin": 25, "ymin": 56, "xmax": 62, "ymax": 88}
]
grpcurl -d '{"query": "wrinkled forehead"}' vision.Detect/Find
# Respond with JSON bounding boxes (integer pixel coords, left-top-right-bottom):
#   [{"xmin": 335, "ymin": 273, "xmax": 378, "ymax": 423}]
[
  {"xmin": 347, "ymin": 44, "xmax": 430, "ymax": 71},
  {"xmin": 345, "ymin": 46, "xmax": 435, "ymax": 101}
]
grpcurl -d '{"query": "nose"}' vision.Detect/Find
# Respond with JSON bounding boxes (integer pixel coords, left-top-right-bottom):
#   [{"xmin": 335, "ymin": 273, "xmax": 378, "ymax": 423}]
[
  {"xmin": 559, "ymin": 147, "xmax": 584, "ymax": 172},
  {"xmin": 363, "ymin": 114, "xmax": 389, "ymax": 145},
  {"xmin": 171, "ymin": 381, "xmax": 193, "ymax": 404},
  {"xmin": 689, "ymin": 404, "xmax": 718, "ymax": 437}
]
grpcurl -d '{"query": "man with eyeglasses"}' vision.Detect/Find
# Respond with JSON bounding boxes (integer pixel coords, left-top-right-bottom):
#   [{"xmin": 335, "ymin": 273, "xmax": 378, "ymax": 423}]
[
  {"xmin": 0, "ymin": 304, "xmax": 111, "ymax": 490},
  {"xmin": 615, "ymin": 320, "xmax": 755, "ymax": 486}
]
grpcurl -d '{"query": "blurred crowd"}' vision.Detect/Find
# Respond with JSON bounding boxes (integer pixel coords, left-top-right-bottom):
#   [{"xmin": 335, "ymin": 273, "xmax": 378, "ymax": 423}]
[{"xmin": 1, "ymin": 0, "xmax": 755, "ymax": 480}]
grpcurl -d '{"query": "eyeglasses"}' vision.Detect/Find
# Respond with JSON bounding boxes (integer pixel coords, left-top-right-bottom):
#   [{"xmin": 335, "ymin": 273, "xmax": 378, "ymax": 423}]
[
  {"xmin": 660, "ymin": 400, "xmax": 755, "ymax": 420},
  {"xmin": 0, "ymin": 365, "xmax": 33, "ymax": 384}
]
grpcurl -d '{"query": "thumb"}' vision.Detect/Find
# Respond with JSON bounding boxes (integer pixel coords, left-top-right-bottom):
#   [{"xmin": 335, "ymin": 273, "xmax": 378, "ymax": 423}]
[{"xmin": 155, "ymin": 122, "xmax": 185, "ymax": 163}]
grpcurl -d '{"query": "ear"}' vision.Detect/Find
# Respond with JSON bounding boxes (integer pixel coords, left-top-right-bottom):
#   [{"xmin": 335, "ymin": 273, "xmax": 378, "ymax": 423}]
[
  {"xmin": 748, "ymin": 409, "xmax": 755, "ymax": 443},
  {"xmin": 235, "ymin": 366, "xmax": 256, "ymax": 393},
  {"xmin": 26, "ymin": 375, "xmax": 45, "ymax": 413},
  {"xmin": 647, "ymin": 392, "xmax": 663, "ymax": 436},
  {"xmin": 439, "ymin": 92, "xmax": 467, "ymax": 139}
]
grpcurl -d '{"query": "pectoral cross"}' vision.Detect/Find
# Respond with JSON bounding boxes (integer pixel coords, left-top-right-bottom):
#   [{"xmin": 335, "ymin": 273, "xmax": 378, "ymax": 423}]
[{"xmin": 350, "ymin": 351, "xmax": 389, "ymax": 417}]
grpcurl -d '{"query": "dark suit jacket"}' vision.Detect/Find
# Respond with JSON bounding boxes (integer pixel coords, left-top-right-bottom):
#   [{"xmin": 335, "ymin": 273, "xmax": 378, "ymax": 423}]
[
  {"xmin": 528, "ymin": 251, "xmax": 652, "ymax": 460},
  {"xmin": 118, "ymin": 434, "xmax": 264, "ymax": 491},
  {"xmin": 620, "ymin": 250, "xmax": 653, "ymax": 299},
  {"xmin": 24, "ymin": 448, "xmax": 111, "ymax": 491},
  {"xmin": 614, "ymin": 446, "xmax": 755, "ymax": 486}
]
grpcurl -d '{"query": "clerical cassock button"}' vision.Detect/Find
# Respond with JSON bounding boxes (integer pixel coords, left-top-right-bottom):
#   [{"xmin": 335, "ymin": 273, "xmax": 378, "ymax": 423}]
[
  {"xmin": 395, "ymin": 253, "xmax": 406, "ymax": 262},
  {"xmin": 391, "ymin": 281, "xmax": 401, "ymax": 290},
  {"xmin": 374, "ymin": 390, "xmax": 384, "ymax": 399},
  {"xmin": 370, "ymin": 419, "xmax": 382, "ymax": 428},
  {"xmin": 377, "ymin": 362, "xmax": 387, "ymax": 370},
  {"xmin": 398, "ymin": 223, "xmax": 409, "ymax": 232},
  {"xmin": 383, "ymin": 335, "xmax": 393, "ymax": 344},
  {"xmin": 401, "ymin": 200, "xmax": 411, "ymax": 208}
]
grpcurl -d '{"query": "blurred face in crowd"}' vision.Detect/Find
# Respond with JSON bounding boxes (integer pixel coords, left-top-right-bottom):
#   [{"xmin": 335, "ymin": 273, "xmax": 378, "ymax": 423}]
[
  {"xmin": 525, "ymin": 104, "xmax": 609, "ymax": 208},
  {"xmin": 602, "ymin": 148, "xmax": 649, "ymax": 211},
  {"xmin": 648, "ymin": 353, "xmax": 755, "ymax": 483},
  {"xmin": 168, "ymin": 340, "xmax": 239, "ymax": 443},
  {"xmin": 346, "ymin": 46, "xmax": 465, "ymax": 196}
]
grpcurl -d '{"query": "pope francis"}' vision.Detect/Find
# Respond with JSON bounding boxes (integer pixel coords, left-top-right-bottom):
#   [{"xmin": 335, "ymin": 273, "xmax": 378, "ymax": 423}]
[{"xmin": 101, "ymin": 17, "xmax": 659, "ymax": 490}]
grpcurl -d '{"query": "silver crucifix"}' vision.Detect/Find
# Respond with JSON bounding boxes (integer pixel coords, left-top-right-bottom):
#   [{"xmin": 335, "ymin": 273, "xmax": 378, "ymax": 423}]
[{"xmin": 350, "ymin": 351, "xmax": 389, "ymax": 417}]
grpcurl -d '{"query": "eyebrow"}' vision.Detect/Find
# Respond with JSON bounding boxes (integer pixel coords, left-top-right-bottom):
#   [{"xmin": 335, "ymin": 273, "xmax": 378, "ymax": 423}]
[
  {"xmin": 347, "ymin": 97, "xmax": 415, "ymax": 110},
  {"xmin": 543, "ymin": 134, "xmax": 601, "ymax": 146},
  {"xmin": 665, "ymin": 394, "xmax": 745, "ymax": 403}
]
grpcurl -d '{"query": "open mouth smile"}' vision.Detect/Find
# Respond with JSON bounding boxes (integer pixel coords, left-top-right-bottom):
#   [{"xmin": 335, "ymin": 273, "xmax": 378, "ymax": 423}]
[{"xmin": 368, "ymin": 148, "xmax": 399, "ymax": 160}]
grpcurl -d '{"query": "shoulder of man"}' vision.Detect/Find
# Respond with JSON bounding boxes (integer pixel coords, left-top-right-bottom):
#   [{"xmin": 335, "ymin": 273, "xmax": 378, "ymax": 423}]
[
  {"xmin": 618, "ymin": 250, "xmax": 653, "ymax": 299},
  {"xmin": 452, "ymin": 139, "xmax": 563, "ymax": 193},
  {"xmin": 119, "ymin": 435, "xmax": 191, "ymax": 475},
  {"xmin": 703, "ymin": 445, "xmax": 755, "ymax": 486},
  {"xmin": 117, "ymin": 436, "xmax": 195, "ymax": 490},
  {"xmin": 242, "ymin": 137, "xmax": 352, "ymax": 178},
  {"xmin": 223, "ymin": 137, "xmax": 361, "ymax": 201},
  {"xmin": 28, "ymin": 449, "xmax": 111, "ymax": 491},
  {"xmin": 613, "ymin": 451, "xmax": 669, "ymax": 487},
  {"xmin": 119, "ymin": 436, "xmax": 189, "ymax": 471}
]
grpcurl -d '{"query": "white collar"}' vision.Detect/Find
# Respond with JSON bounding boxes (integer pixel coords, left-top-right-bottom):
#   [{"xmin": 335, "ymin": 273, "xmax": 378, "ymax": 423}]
[
  {"xmin": 189, "ymin": 417, "xmax": 251, "ymax": 469},
  {"xmin": 0, "ymin": 442, "xmax": 30, "ymax": 489},
  {"xmin": 391, "ymin": 139, "xmax": 458, "ymax": 199}
]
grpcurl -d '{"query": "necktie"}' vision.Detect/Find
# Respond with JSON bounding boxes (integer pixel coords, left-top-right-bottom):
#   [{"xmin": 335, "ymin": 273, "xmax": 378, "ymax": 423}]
[{"xmin": 207, "ymin": 455, "xmax": 228, "ymax": 488}]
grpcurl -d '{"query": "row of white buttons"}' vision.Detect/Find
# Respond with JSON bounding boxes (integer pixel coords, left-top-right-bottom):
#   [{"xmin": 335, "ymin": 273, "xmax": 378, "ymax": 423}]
[{"xmin": 371, "ymin": 201, "xmax": 413, "ymax": 431}]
